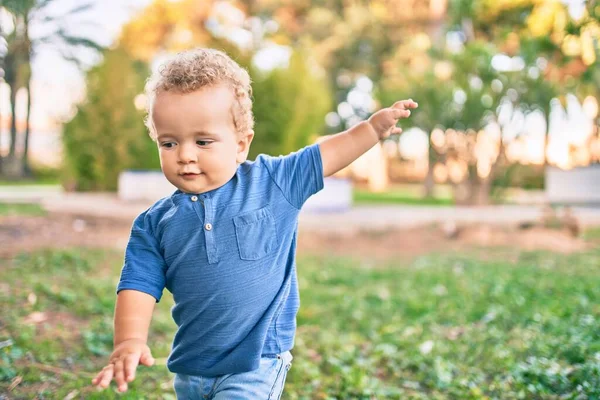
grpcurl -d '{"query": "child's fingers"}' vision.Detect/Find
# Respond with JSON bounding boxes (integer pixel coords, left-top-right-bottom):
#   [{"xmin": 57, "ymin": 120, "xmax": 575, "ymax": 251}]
[
  {"xmin": 392, "ymin": 99, "xmax": 418, "ymax": 109},
  {"xmin": 392, "ymin": 108, "xmax": 411, "ymax": 119},
  {"xmin": 391, "ymin": 127, "xmax": 403, "ymax": 135},
  {"xmin": 92, "ymin": 370, "xmax": 103, "ymax": 385},
  {"xmin": 97, "ymin": 364, "xmax": 114, "ymax": 388},
  {"xmin": 114, "ymin": 360, "xmax": 128, "ymax": 392},
  {"xmin": 125, "ymin": 353, "xmax": 141, "ymax": 382},
  {"xmin": 140, "ymin": 350, "xmax": 155, "ymax": 367}
]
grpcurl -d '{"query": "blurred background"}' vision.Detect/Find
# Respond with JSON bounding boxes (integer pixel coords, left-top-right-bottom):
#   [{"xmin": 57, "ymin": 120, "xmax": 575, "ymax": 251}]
[{"xmin": 1, "ymin": 1, "xmax": 600, "ymax": 399}]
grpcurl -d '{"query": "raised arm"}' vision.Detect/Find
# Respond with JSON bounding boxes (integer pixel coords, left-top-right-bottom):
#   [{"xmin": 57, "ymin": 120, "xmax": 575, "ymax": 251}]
[
  {"xmin": 320, "ymin": 99, "xmax": 418, "ymax": 177},
  {"xmin": 93, "ymin": 290, "xmax": 156, "ymax": 392}
]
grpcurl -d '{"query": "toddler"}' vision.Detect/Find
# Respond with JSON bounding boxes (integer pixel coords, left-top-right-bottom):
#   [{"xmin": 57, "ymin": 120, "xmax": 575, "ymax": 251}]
[{"xmin": 92, "ymin": 48, "xmax": 417, "ymax": 399}]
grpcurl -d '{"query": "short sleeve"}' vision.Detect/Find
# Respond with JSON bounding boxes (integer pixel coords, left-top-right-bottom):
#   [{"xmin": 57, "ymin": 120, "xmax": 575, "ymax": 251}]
[
  {"xmin": 117, "ymin": 212, "xmax": 167, "ymax": 302},
  {"xmin": 261, "ymin": 143, "xmax": 324, "ymax": 209}
]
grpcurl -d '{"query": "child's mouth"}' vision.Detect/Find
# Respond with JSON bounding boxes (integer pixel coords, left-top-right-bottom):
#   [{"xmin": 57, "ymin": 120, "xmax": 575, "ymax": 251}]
[{"xmin": 181, "ymin": 173, "xmax": 201, "ymax": 179}]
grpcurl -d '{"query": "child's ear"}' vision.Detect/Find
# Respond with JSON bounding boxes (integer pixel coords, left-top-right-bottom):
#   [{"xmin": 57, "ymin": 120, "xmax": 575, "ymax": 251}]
[{"xmin": 236, "ymin": 130, "xmax": 255, "ymax": 163}]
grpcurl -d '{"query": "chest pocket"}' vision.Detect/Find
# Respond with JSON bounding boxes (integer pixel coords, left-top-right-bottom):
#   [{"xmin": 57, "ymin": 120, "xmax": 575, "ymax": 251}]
[{"xmin": 233, "ymin": 206, "xmax": 277, "ymax": 260}]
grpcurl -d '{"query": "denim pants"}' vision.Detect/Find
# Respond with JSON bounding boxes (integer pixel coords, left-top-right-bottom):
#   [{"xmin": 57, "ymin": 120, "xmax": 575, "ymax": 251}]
[{"xmin": 173, "ymin": 351, "xmax": 293, "ymax": 400}]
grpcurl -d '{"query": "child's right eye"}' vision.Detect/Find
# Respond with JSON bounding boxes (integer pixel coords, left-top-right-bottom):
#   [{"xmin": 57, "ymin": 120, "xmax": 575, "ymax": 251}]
[{"xmin": 161, "ymin": 142, "xmax": 175, "ymax": 148}]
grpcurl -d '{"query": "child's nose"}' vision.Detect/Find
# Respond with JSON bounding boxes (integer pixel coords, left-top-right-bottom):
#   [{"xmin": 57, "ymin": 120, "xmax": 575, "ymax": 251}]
[{"xmin": 178, "ymin": 144, "xmax": 198, "ymax": 163}]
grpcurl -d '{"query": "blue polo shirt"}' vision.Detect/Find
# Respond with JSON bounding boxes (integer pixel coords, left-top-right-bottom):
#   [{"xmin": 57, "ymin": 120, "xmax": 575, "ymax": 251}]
[{"xmin": 117, "ymin": 143, "xmax": 324, "ymax": 377}]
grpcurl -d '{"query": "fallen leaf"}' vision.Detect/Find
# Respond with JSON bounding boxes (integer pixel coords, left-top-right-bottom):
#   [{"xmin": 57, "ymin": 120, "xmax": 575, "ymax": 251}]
[
  {"xmin": 9, "ymin": 376, "xmax": 22, "ymax": 391},
  {"xmin": 24, "ymin": 311, "xmax": 48, "ymax": 324}
]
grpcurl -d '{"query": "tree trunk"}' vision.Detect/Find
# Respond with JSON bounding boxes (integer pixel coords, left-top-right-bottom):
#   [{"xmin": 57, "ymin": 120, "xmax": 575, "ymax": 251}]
[
  {"xmin": 3, "ymin": 81, "xmax": 24, "ymax": 179},
  {"xmin": 474, "ymin": 176, "xmax": 492, "ymax": 205},
  {"xmin": 543, "ymin": 109, "xmax": 551, "ymax": 167},
  {"xmin": 22, "ymin": 81, "xmax": 32, "ymax": 176},
  {"xmin": 21, "ymin": 14, "xmax": 32, "ymax": 177},
  {"xmin": 423, "ymin": 144, "xmax": 437, "ymax": 198},
  {"xmin": 8, "ymin": 82, "xmax": 18, "ymax": 159},
  {"xmin": 3, "ymin": 155, "xmax": 23, "ymax": 178},
  {"xmin": 0, "ymin": 15, "xmax": 3, "ymax": 174},
  {"xmin": 0, "ymin": 84, "xmax": 2, "ymax": 175},
  {"xmin": 452, "ymin": 179, "xmax": 472, "ymax": 205},
  {"xmin": 423, "ymin": 161, "xmax": 435, "ymax": 198},
  {"xmin": 473, "ymin": 122, "xmax": 507, "ymax": 206}
]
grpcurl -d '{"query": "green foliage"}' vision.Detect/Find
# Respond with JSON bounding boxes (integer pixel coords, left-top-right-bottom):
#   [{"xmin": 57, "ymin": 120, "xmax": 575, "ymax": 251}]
[
  {"xmin": 0, "ymin": 0, "xmax": 104, "ymax": 179},
  {"xmin": 1, "ymin": 0, "xmax": 35, "ymax": 16},
  {"xmin": 62, "ymin": 48, "xmax": 159, "ymax": 191},
  {"xmin": 0, "ymin": 203, "xmax": 46, "ymax": 216},
  {"xmin": 449, "ymin": 42, "xmax": 505, "ymax": 130},
  {"xmin": 0, "ymin": 163, "xmax": 62, "ymax": 185},
  {"xmin": 379, "ymin": 69, "xmax": 455, "ymax": 134},
  {"xmin": 448, "ymin": 0, "xmax": 536, "ymax": 37},
  {"xmin": 583, "ymin": 227, "xmax": 600, "ymax": 241},
  {"xmin": 492, "ymin": 163, "xmax": 545, "ymax": 190},
  {"xmin": 354, "ymin": 187, "xmax": 454, "ymax": 206},
  {"xmin": 249, "ymin": 50, "xmax": 331, "ymax": 159},
  {"xmin": 379, "ymin": 41, "xmax": 506, "ymax": 135},
  {"xmin": 2, "ymin": 247, "xmax": 600, "ymax": 398},
  {"xmin": 29, "ymin": 163, "xmax": 61, "ymax": 184}
]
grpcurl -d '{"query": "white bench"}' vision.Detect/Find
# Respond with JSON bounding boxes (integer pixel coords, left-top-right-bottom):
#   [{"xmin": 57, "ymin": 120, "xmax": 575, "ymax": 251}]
[{"xmin": 546, "ymin": 165, "xmax": 600, "ymax": 205}]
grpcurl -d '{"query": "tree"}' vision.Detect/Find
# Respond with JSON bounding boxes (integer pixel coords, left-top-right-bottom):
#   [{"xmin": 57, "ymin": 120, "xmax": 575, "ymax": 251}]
[
  {"xmin": 0, "ymin": 0, "xmax": 103, "ymax": 178},
  {"xmin": 118, "ymin": 0, "xmax": 215, "ymax": 63},
  {"xmin": 451, "ymin": 0, "xmax": 600, "ymax": 162},
  {"xmin": 250, "ymin": 50, "xmax": 331, "ymax": 159},
  {"xmin": 381, "ymin": 0, "xmax": 565, "ymax": 204},
  {"xmin": 59, "ymin": 0, "xmax": 333, "ymax": 191},
  {"xmin": 62, "ymin": 48, "xmax": 158, "ymax": 191},
  {"xmin": 117, "ymin": 0, "xmax": 331, "ymax": 158},
  {"xmin": 240, "ymin": 0, "xmax": 449, "ymax": 131},
  {"xmin": 379, "ymin": 61, "xmax": 456, "ymax": 198}
]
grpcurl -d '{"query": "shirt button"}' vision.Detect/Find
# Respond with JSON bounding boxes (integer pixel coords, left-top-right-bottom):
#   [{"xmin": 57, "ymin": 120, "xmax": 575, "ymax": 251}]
[
  {"xmin": 205, "ymin": 223, "xmax": 212, "ymax": 231},
  {"xmin": 190, "ymin": 196, "xmax": 198, "ymax": 202}
]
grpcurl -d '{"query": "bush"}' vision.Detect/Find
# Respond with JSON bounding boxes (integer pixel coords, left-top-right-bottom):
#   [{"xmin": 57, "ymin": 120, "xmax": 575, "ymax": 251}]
[
  {"xmin": 249, "ymin": 50, "xmax": 332, "ymax": 159},
  {"xmin": 493, "ymin": 163, "xmax": 545, "ymax": 190},
  {"xmin": 62, "ymin": 46, "xmax": 331, "ymax": 191},
  {"xmin": 62, "ymin": 48, "xmax": 159, "ymax": 191}
]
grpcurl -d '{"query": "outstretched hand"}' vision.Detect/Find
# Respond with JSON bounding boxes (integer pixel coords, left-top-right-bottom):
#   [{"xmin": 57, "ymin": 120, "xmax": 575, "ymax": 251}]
[
  {"xmin": 368, "ymin": 99, "xmax": 418, "ymax": 139},
  {"xmin": 92, "ymin": 339, "xmax": 155, "ymax": 393}
]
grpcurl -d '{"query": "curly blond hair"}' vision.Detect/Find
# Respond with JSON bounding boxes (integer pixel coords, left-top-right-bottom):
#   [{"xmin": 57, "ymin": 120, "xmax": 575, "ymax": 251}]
[{"xmin": 144, "ymin": 48, "xmax": 254, "ymax": 140}]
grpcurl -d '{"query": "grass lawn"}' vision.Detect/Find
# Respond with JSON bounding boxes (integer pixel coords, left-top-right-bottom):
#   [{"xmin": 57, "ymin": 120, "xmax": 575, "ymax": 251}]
[
  {"xmin": 354, "ymin": 186, "xmax": 453, "ymax": 206},
  {"xmin": 1, "ymin": 248, "xmax": 600, "ymax": 399},
  {"xmin": 0, "ymin": 203, "xmax": 46, "ymax": 217},
  {"xmin": 583, "ymin": 227, "xmax": 600, "ymax": 241},
  {"xmin": 0, "ymin": 180, "xmax": 59, "ymax": 186},
  {"xmin": 0, "ymin": 166, "xmax": 61, "ymax": 186}
]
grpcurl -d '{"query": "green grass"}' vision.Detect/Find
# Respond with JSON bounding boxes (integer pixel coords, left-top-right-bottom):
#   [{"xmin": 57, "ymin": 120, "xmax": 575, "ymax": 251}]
[
  {"xmin": 0, "ymin": 203, "xmax": 46, "ymax": 217},
  {"xmin": 354, "ymin": 187, "xmax": 453, "ymax": 206},
  {"xmin": 0, "ymin": 179, "xmax": 59, "ymax": 186},
  {"xmin": 583, "ymin": 227, "xmax": 600, "ymax": 241},
  {"xmin": 2, "ymin": 248, "xmax": 600, "ymax": 399},
  {"xmin": 0, "ymin": 165, "xmax": 61, "ymax": 186}
]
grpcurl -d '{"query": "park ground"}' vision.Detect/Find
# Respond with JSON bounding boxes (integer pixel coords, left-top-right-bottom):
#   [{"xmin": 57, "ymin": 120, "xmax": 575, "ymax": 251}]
[{"xmin": 1, "ymin": 203, "xmax": 600, "ymax": 399}]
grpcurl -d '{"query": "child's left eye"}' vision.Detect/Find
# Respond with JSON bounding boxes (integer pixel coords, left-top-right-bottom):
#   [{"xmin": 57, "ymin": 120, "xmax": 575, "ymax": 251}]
[{"xmin": 197, "ymin": 141, "xmax": 211, "ymax": 146}]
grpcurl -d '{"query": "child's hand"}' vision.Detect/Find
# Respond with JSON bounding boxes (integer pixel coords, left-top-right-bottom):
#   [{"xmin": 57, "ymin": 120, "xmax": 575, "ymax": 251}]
[
  {"xmin": 92, "ymin": 339, "xmax": 155, "ymax": 392},
  {"xmin": 367, "ymin": 99, "xmax": 418, "ymax": 139}
]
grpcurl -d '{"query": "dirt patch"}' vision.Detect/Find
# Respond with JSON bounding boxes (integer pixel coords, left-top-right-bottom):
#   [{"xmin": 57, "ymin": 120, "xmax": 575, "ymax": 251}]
[
  {"xmin": 0, "ymin": 213, "xmax": 592, "ymax": 261},
  {"xmin": 0, "ymin": 213, "xmax": 132, "ymax": 258},
  {"xmin": 22, "ymin": 311, "xmax": 87, "ymax": 340},
  {"xmin": 457, "ymin": 225, "xmax": 589, "ymax": 253},
  {"xmin": 297, "ymin": 224, "xmax": 590, "ymax": 261}
]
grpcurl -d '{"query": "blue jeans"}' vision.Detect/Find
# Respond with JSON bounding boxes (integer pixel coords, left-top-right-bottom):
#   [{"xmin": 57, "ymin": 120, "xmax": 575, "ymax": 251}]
[{"xmin": 173, "ymin": 351, "xmax": 293, "ymax": 400}]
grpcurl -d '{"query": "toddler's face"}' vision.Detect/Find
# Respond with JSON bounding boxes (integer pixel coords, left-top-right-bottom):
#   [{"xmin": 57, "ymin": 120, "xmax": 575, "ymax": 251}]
[{"xmin": 152, "ymin": 85, "xmax": 252, "ymax": 194}]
